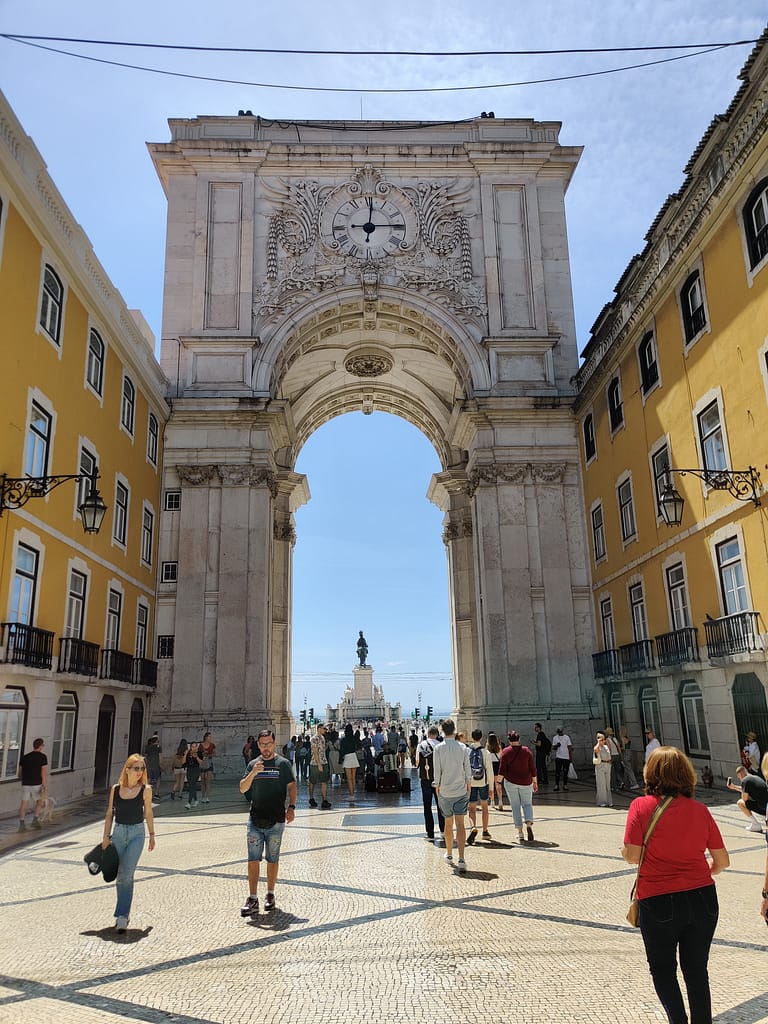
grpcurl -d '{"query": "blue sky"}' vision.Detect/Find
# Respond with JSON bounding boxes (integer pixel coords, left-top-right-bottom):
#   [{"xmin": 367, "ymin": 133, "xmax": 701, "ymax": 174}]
[{"xmin": 0, "ymin": 2, "xmax": 764, "ymax": 713}]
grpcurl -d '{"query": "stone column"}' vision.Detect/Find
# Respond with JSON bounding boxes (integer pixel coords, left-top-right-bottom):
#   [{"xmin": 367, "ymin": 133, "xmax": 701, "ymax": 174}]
[
  {"xmin": 427, "ymin": 470, "xmax": 481, "ymax": 715},
  {"xmin": 270, "ymin": 470, "xmax": 310, "ymax": 732}
]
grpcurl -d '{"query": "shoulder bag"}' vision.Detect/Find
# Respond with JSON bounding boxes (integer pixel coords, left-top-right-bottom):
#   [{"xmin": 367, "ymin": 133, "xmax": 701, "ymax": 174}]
[{"xmin": 626, "ymin": 795, "xmax": 673, "ymax": 926}]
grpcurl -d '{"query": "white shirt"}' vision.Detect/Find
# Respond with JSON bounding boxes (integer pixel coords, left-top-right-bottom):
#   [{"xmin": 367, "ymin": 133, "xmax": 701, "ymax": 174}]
[
  {"xmin": 552, "ymin": 733, "xmax": 572, "ymax": 758},
  {"xmin": 645, "ymin": 737, "xmax": 661, "ymax": 762}
]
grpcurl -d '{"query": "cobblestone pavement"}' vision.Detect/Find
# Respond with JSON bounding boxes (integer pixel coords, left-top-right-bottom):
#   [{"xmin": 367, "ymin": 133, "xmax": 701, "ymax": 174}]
[{"xmin": 0, "ymin": 773, "xmax": 766, "ymax": 1024}]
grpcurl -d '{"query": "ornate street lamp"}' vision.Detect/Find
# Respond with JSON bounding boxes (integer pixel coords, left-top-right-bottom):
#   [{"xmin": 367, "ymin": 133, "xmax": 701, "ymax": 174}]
[
  {"xmin": 0, "ymin": 470, "xmax": 108, "ymax": 534},
  {"xmin": 658, "ymin": 466, "xmax": 762, "ymax": 527}
]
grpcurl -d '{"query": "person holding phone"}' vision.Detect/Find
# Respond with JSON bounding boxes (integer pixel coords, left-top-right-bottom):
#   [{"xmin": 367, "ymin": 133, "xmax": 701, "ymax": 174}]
[{"xmin": 238, "ymin": 729, "xmax": 297, "ymax": 917}]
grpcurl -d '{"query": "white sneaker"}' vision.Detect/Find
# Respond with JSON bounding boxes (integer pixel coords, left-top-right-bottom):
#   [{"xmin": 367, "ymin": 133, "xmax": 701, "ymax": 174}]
[
  {"xmin": 115, "ymin": 916, "xmax": 129, "ymax": 933},
  {"xmin": 456, "ymin": 858, "xmax": 467, "ymax": 873},
  {"xmin": 185, "ymin": 802, "xmax": 191, "ymax": 809},
  {"xmin": 444, "ymin": 851, "xmax": 453, "ymax": 862},
  {"xmin": 747, "ymin": 822, "xmax": 764, "ymax": 832},
  {"xmin": 192, "ymin": 800, "xmax": 199, "ymax": 807}
]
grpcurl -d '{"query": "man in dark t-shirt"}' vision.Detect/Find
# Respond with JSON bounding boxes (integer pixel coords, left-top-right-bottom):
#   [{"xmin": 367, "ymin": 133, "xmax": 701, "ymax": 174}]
[
  {"xmin": 18, "ymin": 737, "xmax": 48, "ymax": 831},
  {"xmin": 238, "ymin": 729, "xmax": 297, "ymax": 916},
  {"xmin": 727, "ymin": 765, "xmax": 767, "ymax": 832}
]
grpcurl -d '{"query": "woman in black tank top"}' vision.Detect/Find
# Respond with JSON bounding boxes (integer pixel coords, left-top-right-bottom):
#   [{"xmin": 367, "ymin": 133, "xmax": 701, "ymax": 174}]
[{"xmin": 101, "ymin": 754, "xmax": 156, "ymax": 932}]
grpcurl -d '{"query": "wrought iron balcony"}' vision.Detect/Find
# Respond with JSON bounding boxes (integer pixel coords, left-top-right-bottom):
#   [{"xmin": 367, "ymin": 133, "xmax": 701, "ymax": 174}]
[
  {"xmin": 132, "ymin": 657, "xmax": 158, "ymax": 688},
  {"xmin": 656, "ymin": 627, "xmax": 700, "ymax": 667},
  {"xmin": 592, "ymin": 648, "xmax": 621, "ymax": 679},
  {"xmin": 58, "ymin": 637, "xmax": 100, "ymax": 677},
  {"xmin": 0, "ymin": 622, "xmax": 54, "ymax": 669},
  {"xmin": 100, "ymin": 648, "xmax": 134, "ymax": 683},
  {"xmin": 704, "ymin": 611, "xmax": 762, "ymax": 658},
  {"xmin": 619, "ymin": 638, "xmax": 656, "ymax": 674}
]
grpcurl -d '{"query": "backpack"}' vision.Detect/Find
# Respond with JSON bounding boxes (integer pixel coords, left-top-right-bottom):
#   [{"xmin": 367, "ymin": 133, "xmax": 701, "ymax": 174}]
[{"xmin": 469, "ymin": 746, "xmax": 485, "ymax": 781}]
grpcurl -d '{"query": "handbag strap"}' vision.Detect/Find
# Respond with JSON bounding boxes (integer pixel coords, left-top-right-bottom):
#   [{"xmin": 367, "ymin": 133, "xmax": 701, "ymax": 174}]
[{"xmin": 630, "ymin": 796, "xmax": 674, "ymax": 898}]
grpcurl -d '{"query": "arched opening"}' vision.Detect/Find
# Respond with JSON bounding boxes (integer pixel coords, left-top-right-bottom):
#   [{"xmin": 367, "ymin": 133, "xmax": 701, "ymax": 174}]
[{"xmin": 291, "ymin": 411, "xmax": 451, "ymax": 717}]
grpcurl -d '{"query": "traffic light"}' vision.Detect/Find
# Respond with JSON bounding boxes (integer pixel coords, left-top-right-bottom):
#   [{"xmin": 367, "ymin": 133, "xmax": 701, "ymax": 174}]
[
  {"xmin": 427, "ymin": 705, "xmax": 433, "ymax": 719},
  {"xmin": 300, "ymin": 710, "xmax": 306, "ymax": 725},
  {"xmin": 308, "ymin": 707, "xmax": 315, "ymax": 724},
  {"xmin": 414, "ymin": 707, "xmax": 419, "ymax": 719}
]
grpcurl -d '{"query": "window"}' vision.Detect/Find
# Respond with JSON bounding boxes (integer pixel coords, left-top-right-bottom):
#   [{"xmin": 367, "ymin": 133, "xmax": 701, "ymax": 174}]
[
  {"xmin": 638, "ymin": 331, "xmax": 659, "ymax": 394},
  {"xmin": 744, "ymin": 177, "xmax": 768, "ymax": 268},
  {"xmin": 135, "ymin": 604, "xmax": 148, "ymax": 658},
  {"xmin": 147, "ymin": 413, "xmax": 159, "ymax": 466},
  {"xmin": 25, "ymin": 402, "xmax": 51, "ymax": 479},
  {"xmin": 629, "ymin": 582, "xmax": 648, "ymax": 641},
  {"xmin": 666, "ymin": 563, "xmax": 691, "ymax": 630},
  {"xmin": 609, "ymin": 689, "xmax": 624, "ymax": 736},
  {"xmin": 651, "ymin": 445, "xmax": 671, "ymax": 512},
  {"xmin": 681, "ymin": 270, "xmax": 707, "ymax": 343},
  {"xmin": 607, "ymin": 377, "xmax": 624, "ymax": 431},
  {"xmin": 161, "ymin": 561, "xmax": 178, "ymax": 583},
  {"xmin": 716, "ymin": 537, "xmax": 749, "ymax": 614},
  {"xmin": 114, "ymin": 482, "xmax": 128, "ymax": 546},
  {"xmin": 697, "ymin": 400, "xmax": 726, "ymax": 473},
  {"xmin": 64, "ymin": 570, "xmax": 87, "ymax": 638},
  {"xmin": 591, "ymin": 503, "xmax": 606, "ymax": 562},
  {"xmin": 618, "ymin": 478, "xmax": 636, "ymax": 542},
  {"xmin": 11, "ymin": 545, "xmax": 38, "ymax": 625},
  {"xmin": 0, "ymin": 688, "xmax": 27, "ymax": 780},
  {"xmin": 679, "ymin": 681, "xmax": 709, "ymax": 756},
  {"xmin": 141, "ymin": 507, "xmax": 154, "ymax": 565},
  {"xmin": 165, "ymin": 490, "xmax": 181, "ymax": 511},
  {"xmin": 77, "ymin": 446, "xmax": 97, "ymax": 511},
  {"xmin": 121, "ymin": 375, "xmax": 135, "ymax": 434},
  {"xmin": 157, "ymin": 635, "xmax": 175, "ymax": 659},
  {"xmin": 639, "ymin": 686, "xmax": 661, "ymax": 741},
  {"xmin": 106, "ymin": 589, "xmax": 122, "ymax": 650},
  {"xmin": 40, "ymin": 265, "xmax": 63, "ymax": 342},
  {"xmin": 583, "ymin": 414, "xmax": 596, "ymax": 461},
  {"xmin": 600, "ymin": 597, "xmax": 615, "ymax": 649},
  {"xmin": 51, "ymin": 692, "xmax": 77, "ymax": 771},
  {"xmin": 86, "ymin": 329, "xmax": 104, "ymax": 394}
]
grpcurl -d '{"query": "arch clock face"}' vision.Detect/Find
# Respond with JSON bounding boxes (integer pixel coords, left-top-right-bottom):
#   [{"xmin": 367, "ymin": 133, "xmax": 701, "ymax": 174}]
[{"xmin": 323, "ymin": 193, "xmax": 415, "ymax": 260}]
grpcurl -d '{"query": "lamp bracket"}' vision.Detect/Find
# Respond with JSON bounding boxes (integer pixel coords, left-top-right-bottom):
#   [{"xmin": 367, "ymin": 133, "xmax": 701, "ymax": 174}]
[
  {"xmin": 0, "ymin": 472, "xmax": 97, "ymax": 514},
  {"xmin": 669, "ymin": 466, "xmax": 761, "ymax": 506}
]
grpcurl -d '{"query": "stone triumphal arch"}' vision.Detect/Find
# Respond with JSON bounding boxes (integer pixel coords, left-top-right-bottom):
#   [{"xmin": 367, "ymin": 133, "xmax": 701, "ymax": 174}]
[{"xmin": 149, "ymin": 116, "xmax": 594, "ymax": 748}]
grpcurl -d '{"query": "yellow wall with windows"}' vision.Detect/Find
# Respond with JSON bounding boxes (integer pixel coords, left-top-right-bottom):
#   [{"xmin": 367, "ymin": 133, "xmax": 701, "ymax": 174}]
[{"xmin": 0, "ymin": 169, "xmax": 166, "ymax": 660}]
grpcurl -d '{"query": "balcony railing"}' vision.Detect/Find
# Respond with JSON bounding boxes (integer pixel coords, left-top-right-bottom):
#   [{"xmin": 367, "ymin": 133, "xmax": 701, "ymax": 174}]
[
  {"xmin": 101, "ymin": 648, "xmax": 134, "ymax": 683},
  {"xmin": 656, "ymin": 627, "xmax": 700, "ymax": 667},
  {"xmin": 58, "ymin": 637, "xmax": 100, "ymax": 677},
  {"xmin": 0, "ymin": 621, "xmax": 54, "ymax": 669},
  {"xmin": 132, "ymin": 658, "xmax": 158, "ymax": 688},
  {"xmin": 592, "ymin": 649, "xmax": 621, "ymax": 679},
  {"xmin": 619, "ymin": 638, "xmax": 656, "ymax": 674},
  {"xmin": 704, "ymin": 611, "xmax": 762, "ymax": 658}
]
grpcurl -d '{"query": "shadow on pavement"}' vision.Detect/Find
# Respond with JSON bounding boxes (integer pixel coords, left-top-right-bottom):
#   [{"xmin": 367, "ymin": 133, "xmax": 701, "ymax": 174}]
[{"xmin": 81, "ymin": 926, "xmax": 154, "ymax": 944}]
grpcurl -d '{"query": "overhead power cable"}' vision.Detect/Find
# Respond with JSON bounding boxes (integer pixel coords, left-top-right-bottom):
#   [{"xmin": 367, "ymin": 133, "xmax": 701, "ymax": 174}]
[
  {"xmin": 0, "ymin": 35, "xmax": 747, "ymax": 94},
  {"xmin": 0, "ymin": 33, "xmax": 757, "ymax": 56}
]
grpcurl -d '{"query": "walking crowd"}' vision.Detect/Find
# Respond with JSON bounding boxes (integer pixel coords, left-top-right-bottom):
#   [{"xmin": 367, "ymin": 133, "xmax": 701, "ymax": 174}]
[{"xmin": 14, "ymin": 715, "xmax": 768, "ymax": 1024}]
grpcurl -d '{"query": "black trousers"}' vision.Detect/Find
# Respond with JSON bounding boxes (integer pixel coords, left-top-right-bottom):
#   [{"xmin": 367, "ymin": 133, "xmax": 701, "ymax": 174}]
[
  {"xmin": 554, "ymin": 758, "xmax": 570, "ymax": 787},
  {"xmin": 420, "ymin": 779, "xmax": 445, "ymax": 837}
]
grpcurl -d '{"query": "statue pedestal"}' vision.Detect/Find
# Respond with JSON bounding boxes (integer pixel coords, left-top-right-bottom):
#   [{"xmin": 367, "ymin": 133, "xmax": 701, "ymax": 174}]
[{"xmin": 353, "ymin": 665, "xmax": 375, "ymax": 700}]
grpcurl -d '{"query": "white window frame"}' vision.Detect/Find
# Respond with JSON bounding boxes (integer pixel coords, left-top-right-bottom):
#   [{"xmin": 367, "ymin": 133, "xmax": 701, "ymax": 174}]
[
  {"xmin": 141, "ymin": 503, "xmax": 155, "ymax": 567},
  {"xmin": 628, "ymin": 580, "xmax": 648, "ymax": 642},
  {"xmin": 105, "ymin": 584, "xmax": 123, "ymax": 651},
  {"xmin": 607, "ymin": 375, "xmax": 624, "ymax": 434},
  {"xmin": 37, "ymin": 262, "xmax": 65, "ymax": 349},
  {"xmin": 692, "ymin": 388, "xmax": 732, "ymax": 494},
  {"xmin": 0, "ymin": 687, "xmax": 27, "ymax": 781},
  {"xmin": 649, "ymin": 440, "xmax": 671, "ymax": 519},
  {"xmin": 85, "ymin": 328, "xmax": 105, "ymax": 398},
  {"xmin": 639, "ymin": 686, "xmax": 661, "ymax": 742},
  {"xmin": 600, "ymin": 595, "xmax": 615, "ymax": 650},
  {"xmin": 161, "ymin": 561, "xmax": 178, "ymax": 583},
  {"xmin": 11, "ymin": 543, "xmax": 39, "ymax": 626},
  {"xmin": 120, "ymin": 374, "xmax": 136, "ymax": 437},
  {"xmin": 64, "ymin": 568, "xmax": 87, "ymax": 639},
  {"xmin": 591, "ymin": 500, "xmax": 606, "ymax": 563},
  {"xmin": 582, "ymin": 410, "xmax": 597, "ymax": 464},
  {"xmin": 51, "ymin": 691, "xmax": 77, "ymax": 771},
  {"xmin": 113, "ymin": 478, "xmax": 129, "ymax": 549},
  {"xmin": 664, "ymin": 559, "xmax": 692, "ymax": 631},
  {"xmin": 637, "ymin": 328, "xmax": 660, "ymax": 398},
  {"xmin": 740, "ymin": 174, "xmax": 768, "ymax": 283},
  {"xmin": 716, "ymin": 536, "xmax": 749, "ymax": 615},
  {"xmin": 75, "ymin": 443, "xmax": 98, "ymax": 520},
  {"xmin": 678, "ymin": 260, "xmax": 711, "ymax": 351},
  {"xmin": 164, "ymin": 490, "xmax": 181, "ymax": 512},
  {"xmin": 147, "ymin": 412, "xmax": 159, "ymax": 467},
  {"xmin": 617, "ymin": 475, "xmax": 637, "ymax": 544},
  {"xmin": 135, "ymin": 601, "xmax": 149, "ymax": 659},
  {"xmin": 679, "ymin": 681, "xmax": 709, "ymax": 757}
]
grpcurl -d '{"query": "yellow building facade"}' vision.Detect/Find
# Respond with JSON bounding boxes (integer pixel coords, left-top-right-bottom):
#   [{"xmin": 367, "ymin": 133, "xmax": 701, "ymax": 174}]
[
  {"xmin": 575, "ymin": 34, "xmax": 768, "ymax": 779},
  {"xmin": 0, "ymin": 89, "xmax": 168, "ymax": 816}
]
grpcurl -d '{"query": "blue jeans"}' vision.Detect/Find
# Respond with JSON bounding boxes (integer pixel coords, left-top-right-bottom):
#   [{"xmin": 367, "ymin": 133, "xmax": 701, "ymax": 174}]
[
  {"xmin": 639, "ymin": 884, "xmax": 719, "ymax": 1024},
  {"xmin": 110, "ymin": 823, "xmax": 146, "ymax": 919},
  {"xmin": 420, "ymin": 779, "xmax": 445, "ymax": 838},
  {"xmin": 503, "ymin": 781, "xmax": 533, "ymax": 828}
]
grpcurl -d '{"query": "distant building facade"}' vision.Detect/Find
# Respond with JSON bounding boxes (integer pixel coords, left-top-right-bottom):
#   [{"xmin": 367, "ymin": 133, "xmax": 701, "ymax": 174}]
[
  {"xmin": 149, "ymin": 113, "xmax": 593, "ymax": 749},
  {"xmin": 575, "ymin": 33, "xmax": 768, "ymax": 778},
  {"xmin": 0, "ymin": 89, "xmax": 168, "ymax": 815}
]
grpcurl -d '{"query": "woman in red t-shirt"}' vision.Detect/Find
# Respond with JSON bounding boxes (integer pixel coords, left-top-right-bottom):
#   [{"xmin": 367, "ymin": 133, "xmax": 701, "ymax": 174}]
[{"xmin": 622, "ymin": 747, "xmax": 729, "ymax": 1024}]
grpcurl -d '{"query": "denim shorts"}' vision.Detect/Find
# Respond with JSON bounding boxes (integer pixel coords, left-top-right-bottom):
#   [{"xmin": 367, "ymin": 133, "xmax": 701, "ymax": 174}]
[
  {"xmin": 438, "ymin": 792, "xmax": 470, "ymax": 818},
  {"xmin": 247, "ymin": 820, "xmax": 285, "ymax": 863},
  {"xmin": 469, "ymin": 785, "xmax": 489, "ymax": 802}
]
